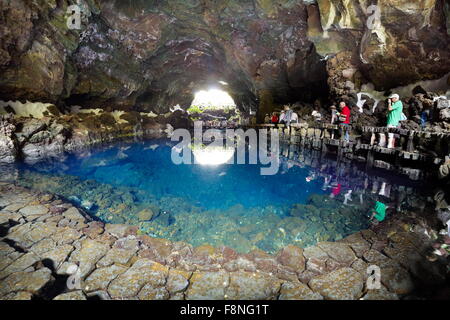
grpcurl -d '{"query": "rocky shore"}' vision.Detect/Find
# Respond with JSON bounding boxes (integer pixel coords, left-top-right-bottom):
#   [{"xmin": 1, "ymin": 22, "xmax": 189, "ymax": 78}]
[
  {"xmin": 1, "ymin": 183, "xmax": 448, "ymax": 300},
  {"xmin": 0, "ymin": 107, "xmax": 191, "ymax": 164}
]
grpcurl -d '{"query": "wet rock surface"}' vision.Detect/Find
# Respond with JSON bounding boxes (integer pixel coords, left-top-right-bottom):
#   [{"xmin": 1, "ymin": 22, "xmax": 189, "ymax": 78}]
[
  {"xmin": 0, "ymin": 110, "xmax": 171, "ymax": 163},
  {"xmin": 1, "ymin": 183, "xmax": 448, "ymax": 300}
]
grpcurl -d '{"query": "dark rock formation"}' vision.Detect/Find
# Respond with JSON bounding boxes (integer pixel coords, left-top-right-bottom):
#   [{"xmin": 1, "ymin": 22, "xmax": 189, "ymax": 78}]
[
  {"xmin": 0, "ymin": 115, "xmax": 18, "ymax": 163},
  {"xmin": 0, "ymin": 1, "xmax": 448, "ymax": 124},
  {"xmin": 0, "ymin": 0, "xmax": 328, "ymax": 119},
  {"xmin": 313, "ymin": 0, "xmax": 450, "ymax": 96},
  {"xmin": 0, "ymin": 109, "xmax": 178, "ymax": 163}
]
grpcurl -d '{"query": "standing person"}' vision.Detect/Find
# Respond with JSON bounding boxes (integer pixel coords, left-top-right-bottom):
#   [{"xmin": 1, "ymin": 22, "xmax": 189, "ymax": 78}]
[
  {"xmin": 330, "ymin": 105, "xmax": 337, "ymax": 124},
  {"xmin": 284, "ymin": 106, "xmax": 293, "ymax": 125},
  {"xmin": 386, "ymin": 93, "xmax": 403, "ymax": 148},
  {"xmin": 421, "ymin": 108, "xmax": 430, "ymax": 129},
  {"xmin": 271, "ymin": 112, "xmax": 279, "ymax": 124},
  {"xmin": 312, "ymin": 110, "xmax": 322, "ymax": 122},
  {"xmin": 337, "ymin": 101, "xmax": 351, "ymax": 141},
  {"xmin": 329, "ymin": 182, "xmax": 341, "ymax": 199},
  {"xmin": 279, "ymin": 110, "xmax": 286, "ymax": 124},
  {"xmin": 291, "ymin": 111, "xmax": 299, "ymax": 124}
]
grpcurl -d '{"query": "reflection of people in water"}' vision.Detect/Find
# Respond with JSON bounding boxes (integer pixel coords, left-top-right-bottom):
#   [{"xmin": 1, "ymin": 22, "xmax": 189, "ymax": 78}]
[
  {"xmin": 395, "ymin": 188, "xmax": 407, "ymax": 212},
  {"xmin": 306, "ymin": 170, "xmax": 318, "ymax": 182},
  {"xmin": 378, "ymin": 181, "xmax": 392, "ymax": 198},
  {"xmin": 322, "ymin": 175, "xmax": 332, "ymax": 191},
  {"xmin": 329, "ymin": 183, "xmax": 341, "ymax": 198},
  {"xmin": 279, "ymin": 156, "xmax": 291, "ymax": 174},
  {"xmin": 343, "ymin": 189, "xmax": 353, "ymax": 205},
  {"xmin": 279, "ymin": 154, "xmax": 304, "ymax": 174},
  {"xmin": 355, "ymin": 188, "xmax": 364, "ymax": 205}
]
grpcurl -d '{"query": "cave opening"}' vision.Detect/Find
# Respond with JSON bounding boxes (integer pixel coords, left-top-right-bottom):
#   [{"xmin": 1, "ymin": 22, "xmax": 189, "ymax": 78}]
[
  {"xmin": 191, "ymin": 88, "xmax": 236, "ymax": 109},
  {"xmin": 188, "ymin": 88, "xmax": 240, "ymax": 127}
]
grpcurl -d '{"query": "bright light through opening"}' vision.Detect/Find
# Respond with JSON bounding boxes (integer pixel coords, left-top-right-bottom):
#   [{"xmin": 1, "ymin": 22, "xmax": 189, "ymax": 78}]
[
  {"xmin": 193, "ymin": 147, "xmax": 235, "ymax": 166},
  {"xmin": 191, "ymin": 89, "xmax": 236, "ymax": 109}
]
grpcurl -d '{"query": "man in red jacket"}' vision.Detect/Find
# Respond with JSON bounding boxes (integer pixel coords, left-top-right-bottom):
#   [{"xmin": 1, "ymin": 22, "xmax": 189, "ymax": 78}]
[
  {"xmin": 271, "ymin": 112, "xmax": 279, "ymax": 124},
  {"xmin": 337, "ymin": 101, "xmax": 351, "ymax": 141}
]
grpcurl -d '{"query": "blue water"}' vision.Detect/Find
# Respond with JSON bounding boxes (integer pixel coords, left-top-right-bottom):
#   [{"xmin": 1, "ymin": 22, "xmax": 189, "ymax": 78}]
[
  {"xmin": 1, "ymin": 137, "xmax": 426, "ymax": 253},
  {"xmin": 62, "ymin": 140, "xmax": 325, "ymax": 210}
]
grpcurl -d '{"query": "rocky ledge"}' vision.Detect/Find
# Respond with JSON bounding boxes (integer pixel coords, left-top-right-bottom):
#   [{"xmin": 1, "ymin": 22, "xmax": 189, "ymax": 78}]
[
  {"xmin": 0, "ymin": 107, "xmax": 190, "ymax": 164},
  {"xmin": 1, "ymin": 183, "xmax": 448, "ymax": 300}
]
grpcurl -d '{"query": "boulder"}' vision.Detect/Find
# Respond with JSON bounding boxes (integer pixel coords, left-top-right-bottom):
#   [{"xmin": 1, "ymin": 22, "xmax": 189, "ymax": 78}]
[
  {"xmin": 279, "ymin": 282, "xmax": 323, "ymax": 300},
  {"xmin": 308, "ymin": 267, "xmax": 364, "ymax": 300},
  {"xmin": 185, "ymin": 271, "xmax": 229, "ymax": 300},
  {"xmin": 225, "ymin": 271, "xmax": 282, "ymax": 300},
  {"xmin": 108, "ymin": 258, "xmax": 168, "ymax": 299},
  {"xmin": 276, "ymin": 245, "xmax": 306, "ymax": 273}
]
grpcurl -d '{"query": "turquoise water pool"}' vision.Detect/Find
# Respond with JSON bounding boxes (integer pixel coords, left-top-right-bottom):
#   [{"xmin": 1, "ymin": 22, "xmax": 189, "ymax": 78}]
[{"xmin": 0, "ymin": 138, "xmax": 425, "ymax": 253}]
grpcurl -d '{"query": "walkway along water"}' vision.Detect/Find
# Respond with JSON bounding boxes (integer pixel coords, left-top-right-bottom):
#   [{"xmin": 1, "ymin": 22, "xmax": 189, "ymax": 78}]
[{"xmin": 243, "ymin": 123, "xmax": 450, "ymax": 181}]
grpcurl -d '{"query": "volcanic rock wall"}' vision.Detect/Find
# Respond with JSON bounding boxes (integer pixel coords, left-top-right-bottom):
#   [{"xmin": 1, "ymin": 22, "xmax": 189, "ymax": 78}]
[
  {"xmin": 0, "ymin": 106, "xmax": 191, "ymax": 163},
  {"xmin": 0, "ymin": 0, "xmax": 449, "ymax": 119},
  {"xmin": 311, "ymin": 0, "xmax": 450, "ymax": 96}
]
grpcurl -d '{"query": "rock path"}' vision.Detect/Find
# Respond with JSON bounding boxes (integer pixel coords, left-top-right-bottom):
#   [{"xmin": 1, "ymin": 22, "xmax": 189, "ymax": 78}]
[{"xmin": 0, "ymin": 183, "xmax": 446, "ymax": 300}]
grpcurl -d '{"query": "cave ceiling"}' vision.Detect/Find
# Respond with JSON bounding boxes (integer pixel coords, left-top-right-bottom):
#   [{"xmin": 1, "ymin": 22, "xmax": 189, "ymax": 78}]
[{"xmin": 0, "ymin": 0, "xmax": 449, "ymax": 114}]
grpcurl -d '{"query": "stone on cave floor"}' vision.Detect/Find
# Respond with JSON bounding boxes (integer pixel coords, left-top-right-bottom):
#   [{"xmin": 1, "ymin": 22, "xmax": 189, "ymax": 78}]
[
  {"xmin": 84, "ymin": 264, "xmax": 129, "ymax": 292},
  {"xmin": 226, "ymin": 271, "xmax": 282, "ymax": 300},
  {"xmin": 0, "ymin": 183, "xmax": 447, "ymax": 300},
  {"xmin": 316, "ymin": 242, "xmax": 356, "ymax": 266},
  {"xmin": 279, "ymin": 282, "xmax": 323, "ymax": 300},
  {"xmin": 1, "ymin": 291, "xmax": 34, "ymax": 300},
  {"xmin": 0, "ymin": 252, "xmax": 40, "ymax": 279},
  {"xmin": 361, "ymin": 285, "xmax": 399, "ymax": 300},
  {"xmin": 107, "ymin": 258, "xmax": 169, "ymax": 299},
  {"xmin": 0, "ymin": 268, "xmax": 54, "ymax": 297},
  {"xmin": 308, "ymin": 267, "xmax": 364, "ymax": 300},
  {"xmin": 185, "ymin": 271, "xmax": 229, "ymax": 300},
  {"xmin": 380, "ymin": 266, "xmax": 415, "ymax": 295},
  {"xmin": 53, "ymin": 291, "xmax": 87, "ymax": 300},
  {"xmin": 68, "ymin": 238, "xmax": 111, "ymax": 278},
  {"xmin": 18, "ymin": 204, "xmax": 49, "ymax": 217}
]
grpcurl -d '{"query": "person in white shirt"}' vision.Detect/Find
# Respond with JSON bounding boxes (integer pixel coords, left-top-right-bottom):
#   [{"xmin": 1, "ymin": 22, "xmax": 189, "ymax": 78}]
[
  {"xmin": 312, "ymin": 110, "xmax": 322, "ymax": 122},
  {"xmin": 279, "ymin": 111, "xmax": 286, "ymax": 124},
  {"xmin": 330, "ymin": 105, "xmax": 337, "ymax": 124},
  {"xmin": 291, "ymin": 112, "xmax": 299, "ymax": 124}
]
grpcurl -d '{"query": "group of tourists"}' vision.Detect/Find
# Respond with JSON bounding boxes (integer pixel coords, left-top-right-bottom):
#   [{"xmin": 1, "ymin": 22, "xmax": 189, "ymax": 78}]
[
  {"xmin": 325, "ymin": 93, "xmax": 405, "ymax": 145},
  {"xmin": 204, "ymin": 119, "xmax": 238, "ymax": 129},
  {"xmin": 260, "ymin": 93, "xmax": 408, "ymax": 150},
  {"xmin": 264, "ymin": 106, "xmax": 299, "ymax": 125}
]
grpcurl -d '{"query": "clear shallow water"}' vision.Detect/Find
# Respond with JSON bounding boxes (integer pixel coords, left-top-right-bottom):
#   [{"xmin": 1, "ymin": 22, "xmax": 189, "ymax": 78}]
[{"xmin": 0, "ymin": 138, "xmax": 427, "ymax": 253}]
